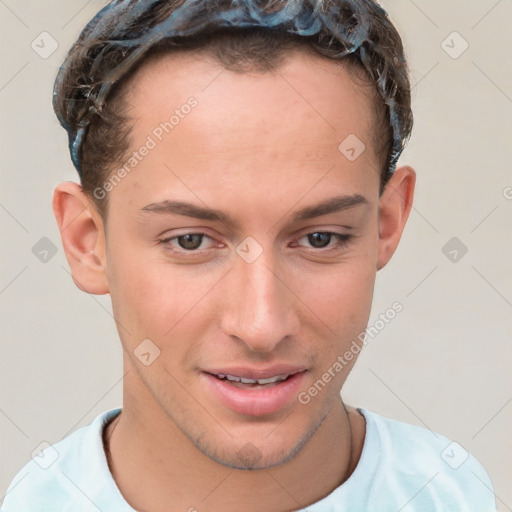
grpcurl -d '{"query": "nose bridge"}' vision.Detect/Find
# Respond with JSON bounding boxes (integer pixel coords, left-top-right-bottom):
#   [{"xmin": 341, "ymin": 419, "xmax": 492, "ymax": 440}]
[{"xmin": 221, "ymin": 246, "xmax": 299, "ymax": 352}]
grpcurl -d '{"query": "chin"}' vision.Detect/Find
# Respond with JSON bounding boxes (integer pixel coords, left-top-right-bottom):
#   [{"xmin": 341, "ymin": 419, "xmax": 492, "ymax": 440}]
[
  {"xmin": 191, "ymin": 412, "xmax": 327, "ymax": 471},
  {"xmin": 200, "ymin": 441, "xmax": 301, "ymax": 471}
]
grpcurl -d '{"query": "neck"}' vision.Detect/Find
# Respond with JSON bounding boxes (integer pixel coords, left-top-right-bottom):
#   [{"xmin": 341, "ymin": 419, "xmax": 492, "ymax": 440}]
[{"xmin": 103, "ymin": 382, "xmax": 365, "ymax": 512}]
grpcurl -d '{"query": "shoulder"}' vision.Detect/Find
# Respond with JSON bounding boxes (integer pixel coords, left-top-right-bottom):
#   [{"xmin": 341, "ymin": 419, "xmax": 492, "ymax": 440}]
[
  {"xmin": 1, "ymin": 408, "xmax": 122, "ymax": 512},
  {"xmin": 359, "ymin": 408, "xmax": 497, "ymax": 511}
]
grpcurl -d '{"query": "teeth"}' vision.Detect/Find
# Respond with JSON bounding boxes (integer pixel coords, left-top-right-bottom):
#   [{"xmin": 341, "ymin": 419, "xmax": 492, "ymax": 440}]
[
  {"xmin": 216, "ymin": 373, "xmax": 290, "ymax": 385},
  {"xmin": 256, "ymin": 375, "xmax": 289, "ymax": 384}
]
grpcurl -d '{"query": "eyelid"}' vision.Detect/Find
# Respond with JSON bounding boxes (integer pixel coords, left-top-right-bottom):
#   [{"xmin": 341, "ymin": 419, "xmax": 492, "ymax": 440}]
[
  {"xmin": 293, "ymin": 224, "xmax": 353, "ymax": 240},
  {"xmin": 294, "ymin": 224, "xmax": 352, "ymax": 235}
]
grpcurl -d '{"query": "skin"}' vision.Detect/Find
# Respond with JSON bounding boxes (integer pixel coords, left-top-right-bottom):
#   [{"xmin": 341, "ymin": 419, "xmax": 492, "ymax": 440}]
[{"xmin": 53, "ymin": 50, "xmax": 415, "ymax": 511}]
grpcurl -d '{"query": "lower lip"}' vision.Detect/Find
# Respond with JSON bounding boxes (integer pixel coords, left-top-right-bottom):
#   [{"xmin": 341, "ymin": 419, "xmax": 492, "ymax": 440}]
[{"xmin": 201, "ymin": 371, "xmax": 307, "ymax": 416}]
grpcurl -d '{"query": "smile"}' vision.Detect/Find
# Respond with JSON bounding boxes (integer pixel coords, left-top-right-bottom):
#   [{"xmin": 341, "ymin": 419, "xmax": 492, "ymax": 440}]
[{"xmin": 201, "ymin": 366, "xmax": 308, "ymax": 416}]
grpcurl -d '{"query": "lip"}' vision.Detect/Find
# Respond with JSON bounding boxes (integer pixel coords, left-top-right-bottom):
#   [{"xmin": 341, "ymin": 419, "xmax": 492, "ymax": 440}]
[{"xmin": 201, "ymin": 365, "xmax": 308, "ymax": 416}]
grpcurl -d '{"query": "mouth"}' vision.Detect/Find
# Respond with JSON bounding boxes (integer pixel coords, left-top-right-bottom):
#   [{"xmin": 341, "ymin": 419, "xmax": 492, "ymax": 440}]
[
  {"xmin": 201, "ymin": 366, "xmax": 308, "ymax": 416},
  {"xmin": 208, "ymin": 370, "xmax": 300, "ymax": 388}
]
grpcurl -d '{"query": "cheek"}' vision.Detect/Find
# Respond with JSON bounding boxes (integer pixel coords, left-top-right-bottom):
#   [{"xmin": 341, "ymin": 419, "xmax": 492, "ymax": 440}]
[
  {"xmin": 297, "ymin": 264, "xmax": 375, "ymax": 396},
  {"xmin": 296, "ymin": 259, "xmax": 376, "ymax": 337},
  {"xmin": 106, "ymin": 244, "xmax": 221, "ymax": 343}
]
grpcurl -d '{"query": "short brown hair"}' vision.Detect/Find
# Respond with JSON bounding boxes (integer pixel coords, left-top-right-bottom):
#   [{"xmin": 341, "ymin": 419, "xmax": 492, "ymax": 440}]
[{"xmin": 53, "ymin": 0, "xmax": 413, "ymax": 216}]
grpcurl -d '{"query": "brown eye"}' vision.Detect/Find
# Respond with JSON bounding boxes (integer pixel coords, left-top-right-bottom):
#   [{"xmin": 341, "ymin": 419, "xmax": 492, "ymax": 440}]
[
  {"xmin": 295, "ymin": 232, "xmax": 353, "ymax": 251},
  {"xmin": 307, "ymin": 232, "xmax": 332, "ymax": 248},
  {"xmin": 176, "ymin": 233, "xmax": 204, "ymax": 250},
  {"xmin": 158, "ymin": 232, "xmax": 215, "ymax": 254}
]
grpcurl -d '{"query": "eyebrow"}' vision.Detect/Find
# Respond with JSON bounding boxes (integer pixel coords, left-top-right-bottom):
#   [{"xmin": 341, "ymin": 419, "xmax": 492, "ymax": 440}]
[{"xmin": 140, "ymin": 194, "xmax": 369, "ymax": 229}]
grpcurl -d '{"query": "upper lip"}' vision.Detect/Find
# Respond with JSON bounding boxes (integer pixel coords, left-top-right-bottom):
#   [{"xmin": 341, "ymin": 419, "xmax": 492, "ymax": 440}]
[{"xmin": 202, "ymin": 364, "xmax": 308, "ymax": 380}]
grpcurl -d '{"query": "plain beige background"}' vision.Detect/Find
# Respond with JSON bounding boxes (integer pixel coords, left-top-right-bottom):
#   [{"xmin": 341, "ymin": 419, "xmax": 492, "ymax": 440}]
[{"xmin": 1, "ymin": 0, "xmax": 511, "ymax": 509}]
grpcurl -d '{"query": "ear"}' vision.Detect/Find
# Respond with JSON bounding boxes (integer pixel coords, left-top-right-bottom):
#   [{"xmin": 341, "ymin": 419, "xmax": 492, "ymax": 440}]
[
  {"xmin": 52, "ymin": 181, "xmax": 109, "ymax": 294},
  {"xmin": 376, "ymin": 165, "xmax": 416, "ymax": 271}
]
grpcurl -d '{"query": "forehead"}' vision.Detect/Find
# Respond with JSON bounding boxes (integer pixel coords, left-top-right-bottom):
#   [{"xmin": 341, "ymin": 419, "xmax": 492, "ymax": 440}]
[
  {"xmin": 106, "ymin": 49, "xmax": 381, "ymax": 219},
  {"xmin": 125, "ymin": 48, "xmax": 377, "ymax": 147}
]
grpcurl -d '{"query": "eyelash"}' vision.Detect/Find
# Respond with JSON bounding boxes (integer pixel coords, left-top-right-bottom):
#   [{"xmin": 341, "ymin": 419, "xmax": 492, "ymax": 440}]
[{"xmin": 157, "ymin": 231, "xmax": 354, "ymax": 257}]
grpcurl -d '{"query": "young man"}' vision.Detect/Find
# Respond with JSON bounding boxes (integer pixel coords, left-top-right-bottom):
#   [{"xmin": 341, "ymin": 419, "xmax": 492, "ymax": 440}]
[{"xmin": 2, "ymin": 0, "xmax": 496, "ymax": 510}]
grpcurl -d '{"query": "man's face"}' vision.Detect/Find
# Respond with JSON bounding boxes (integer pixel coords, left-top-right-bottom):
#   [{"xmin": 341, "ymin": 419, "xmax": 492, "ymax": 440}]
[{"xmin": 103, "ymin": 50, "xmax": 382, "ymax": 469}]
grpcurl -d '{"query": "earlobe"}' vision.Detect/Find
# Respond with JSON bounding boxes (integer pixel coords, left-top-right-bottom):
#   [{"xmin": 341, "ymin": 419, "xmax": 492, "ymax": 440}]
[
  {"xmin": 376, "ymin": 165, "xmax": 416, "ymax": 271},
  {"xmin": 52, "ymin": 182, "xmax": 109, "ymax": 295}
]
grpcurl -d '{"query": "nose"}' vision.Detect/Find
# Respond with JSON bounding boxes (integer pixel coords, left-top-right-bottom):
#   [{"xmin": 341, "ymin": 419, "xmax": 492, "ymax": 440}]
[{"xmin": 220, "ymin": 248, "xmax": 300, "ymax": 353}]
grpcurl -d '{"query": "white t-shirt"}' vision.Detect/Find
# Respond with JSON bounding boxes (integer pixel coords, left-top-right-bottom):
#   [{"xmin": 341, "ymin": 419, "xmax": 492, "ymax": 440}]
[{"xmin": 1, "ymin": 407, "xmax": 497, "ymax": 511}]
